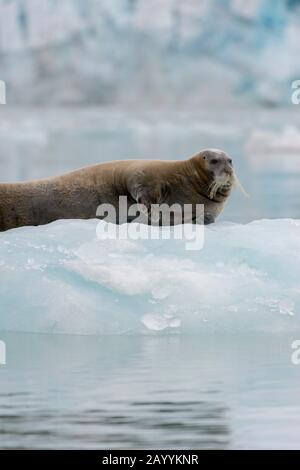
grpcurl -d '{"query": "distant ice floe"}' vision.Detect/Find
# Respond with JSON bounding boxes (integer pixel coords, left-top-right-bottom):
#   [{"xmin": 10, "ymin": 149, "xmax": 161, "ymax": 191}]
[
  {"xmin": 246, "ymin": 126, "xmax": 300, "ymax": 172},
  {"xmin": 0, "ymin": 218, "xmax": 299, "ymax": 335}
]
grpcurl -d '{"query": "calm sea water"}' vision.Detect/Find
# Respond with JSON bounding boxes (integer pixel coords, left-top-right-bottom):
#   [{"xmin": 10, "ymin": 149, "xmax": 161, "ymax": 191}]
[
  {"xmin": 1, "ymin": 332, "xmax": 300, "ymax": 450},
  {"xmin": 1, "ymin": 107, "xmax": 300, "ymax": 449}
]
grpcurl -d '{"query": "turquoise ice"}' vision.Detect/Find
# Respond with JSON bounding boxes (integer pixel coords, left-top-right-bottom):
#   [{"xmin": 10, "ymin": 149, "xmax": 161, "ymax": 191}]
[{"xmin": 0, "ymin": 218, "xmax": 299, "ymax": 335}]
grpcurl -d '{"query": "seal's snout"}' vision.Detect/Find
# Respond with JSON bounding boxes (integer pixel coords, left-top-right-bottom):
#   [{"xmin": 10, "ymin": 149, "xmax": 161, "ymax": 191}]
[
  {"xmin": 210, "ymin": 153, "xmax": 233, "ymax": 182},
  {"xmin": 224, "ymin": 166, "xmax": 233, "ymax": 177}
]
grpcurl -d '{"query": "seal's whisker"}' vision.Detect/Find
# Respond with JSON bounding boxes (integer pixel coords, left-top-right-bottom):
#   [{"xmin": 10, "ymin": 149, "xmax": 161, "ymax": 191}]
[
  {"xmin": 233, "ymin": 172, "xmax": 249, "ymax": 197},
  {"xmin": 208, "ymin": 181, "xmax": 215, "ymax": 198},
  {"xmin": 209, "ymin": 180, "xmax": 220, "ymax": 199}
]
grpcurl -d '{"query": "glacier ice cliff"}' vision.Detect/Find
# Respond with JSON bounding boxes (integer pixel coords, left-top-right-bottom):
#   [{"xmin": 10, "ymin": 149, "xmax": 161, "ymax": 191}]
[
  {"xmin": 0, "ymin": 0, "xmax": 299, "ymax": 106},
  {"xmin": 0, "ymin": 218, "xmax": 299, "ymax": 335}
]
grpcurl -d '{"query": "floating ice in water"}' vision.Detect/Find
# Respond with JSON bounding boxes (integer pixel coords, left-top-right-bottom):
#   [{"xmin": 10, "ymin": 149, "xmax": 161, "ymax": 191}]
[
  {"xmin": 0, "ymin": 218, "xmax": 299, "ymax": 335},
  {"xmin": 246, "ymin": 126, "xmax": 300, "ymax": 173}
]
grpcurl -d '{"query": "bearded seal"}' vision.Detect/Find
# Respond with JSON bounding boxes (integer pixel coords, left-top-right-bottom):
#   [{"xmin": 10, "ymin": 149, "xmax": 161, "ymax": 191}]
[{"xmin": 0, "ymin": 149, "xmax": 235, "ymax": 231}]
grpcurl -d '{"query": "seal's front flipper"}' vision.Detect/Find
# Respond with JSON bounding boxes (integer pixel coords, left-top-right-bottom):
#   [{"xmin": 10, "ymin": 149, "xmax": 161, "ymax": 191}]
[
  {"xmin": 127, "ymin": 172, "xmax": 168, "ymax": 215},
  {"xmin": 136, "ymin": 187, "xmax": 161, "ymax": 213}
]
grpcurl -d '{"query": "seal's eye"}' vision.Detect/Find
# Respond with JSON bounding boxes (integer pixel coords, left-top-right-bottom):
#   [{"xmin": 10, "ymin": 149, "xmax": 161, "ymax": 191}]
[
  {"xmin": 211, "ymin": 159, "xmax": 218, "ymax": 165},
  {"xmin": 228, "ymin": 159, "xmax": 233, "ymax": 165}
]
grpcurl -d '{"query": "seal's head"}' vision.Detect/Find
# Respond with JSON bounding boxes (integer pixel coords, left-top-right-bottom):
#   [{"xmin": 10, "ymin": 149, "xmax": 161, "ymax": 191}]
[
  {"xmin": 191, "ymin": 148, "xmax": 235, "ymax": 200},
  {"xmin": 200, "ymin": 148, "xmax": 233, "ymax": 183}
]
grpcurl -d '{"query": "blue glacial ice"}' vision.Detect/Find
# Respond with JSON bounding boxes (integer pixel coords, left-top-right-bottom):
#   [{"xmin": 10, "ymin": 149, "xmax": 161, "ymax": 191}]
[
  {"xmin": 0, "ymin": 218, "xmax": 299, "ymax": 335},
  {"xmin": 0, "ymin": 0, "xmax": 300, "ymax": 105}
]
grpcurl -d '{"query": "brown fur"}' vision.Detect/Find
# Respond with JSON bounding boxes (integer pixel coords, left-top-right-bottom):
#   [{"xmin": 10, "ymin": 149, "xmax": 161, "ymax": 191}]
[{"xmin": 0, "ymin": 151, "xmax": 233, "ymax": 231}]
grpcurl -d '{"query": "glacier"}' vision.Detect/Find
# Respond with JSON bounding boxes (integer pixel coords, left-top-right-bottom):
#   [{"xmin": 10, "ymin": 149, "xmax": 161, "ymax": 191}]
[
  {"xmin": 0, "ymin": 218, "xmax": 299, "ymax": 335},
  {"xmin": 0, "ymin": 0, "xmax": 299, "ymax": 105}
]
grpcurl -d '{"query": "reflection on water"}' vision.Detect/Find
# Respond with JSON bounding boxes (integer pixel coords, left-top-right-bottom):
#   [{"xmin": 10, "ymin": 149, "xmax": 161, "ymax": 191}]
[{"xmin": 1, "ymin": 332, "xmax": 300, "ymax": 449}]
